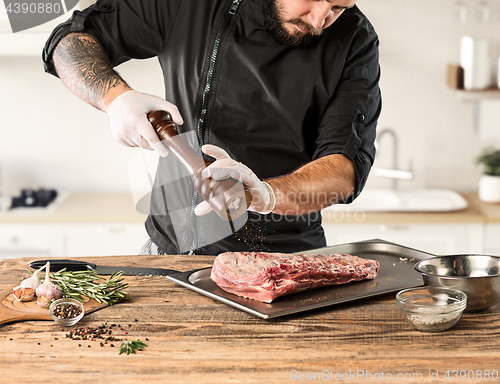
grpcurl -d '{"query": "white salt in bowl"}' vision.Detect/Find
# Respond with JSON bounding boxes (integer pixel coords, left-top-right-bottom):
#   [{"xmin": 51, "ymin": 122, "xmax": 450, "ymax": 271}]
[{"xmin": 396, "ymin": 287, "xmax": 467, "ymax": 332}]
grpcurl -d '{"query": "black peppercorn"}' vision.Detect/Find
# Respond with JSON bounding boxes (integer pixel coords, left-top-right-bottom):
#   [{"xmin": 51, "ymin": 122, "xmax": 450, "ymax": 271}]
[{"xmin": 53, "ymin": 303, "xmax": 82, "ymax": 319}]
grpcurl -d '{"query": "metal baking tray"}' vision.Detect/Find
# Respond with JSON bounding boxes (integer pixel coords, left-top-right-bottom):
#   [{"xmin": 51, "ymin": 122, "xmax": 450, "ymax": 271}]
[{"xmin": 166, "ymin": 239, "xmax": 435, "ymax": 319}]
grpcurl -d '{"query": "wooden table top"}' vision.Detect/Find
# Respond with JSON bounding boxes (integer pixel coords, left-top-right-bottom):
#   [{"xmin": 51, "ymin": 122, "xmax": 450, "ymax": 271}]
[{"xmin": 1, "ymin": 254, "xmax": 499, "ymax": 384}]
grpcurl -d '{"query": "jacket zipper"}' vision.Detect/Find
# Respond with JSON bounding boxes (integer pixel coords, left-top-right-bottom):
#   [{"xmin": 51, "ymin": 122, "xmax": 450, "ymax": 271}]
[
  {"xmin": 188, "ymin": 0, "xmax": 243, "ymax": 255},
  {"xmin": 229, "ymin": 0, "xmax": 242, "ymax": 14}
]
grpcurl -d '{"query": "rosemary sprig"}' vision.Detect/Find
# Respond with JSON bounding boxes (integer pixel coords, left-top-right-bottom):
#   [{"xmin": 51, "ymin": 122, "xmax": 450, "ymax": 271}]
[
  {"xmin": 30, "ymin": 268, "xmax": 128, "ymax": 305},
  {"xmin": 119, "ymin": 340, "xmax": 147, "ymax": 355}
]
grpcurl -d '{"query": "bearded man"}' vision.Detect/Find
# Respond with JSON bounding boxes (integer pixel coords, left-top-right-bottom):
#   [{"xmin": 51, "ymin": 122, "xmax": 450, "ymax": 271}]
[{"xmin": 43, "ymin": 0, "xmax": 381, "ymax": 256}]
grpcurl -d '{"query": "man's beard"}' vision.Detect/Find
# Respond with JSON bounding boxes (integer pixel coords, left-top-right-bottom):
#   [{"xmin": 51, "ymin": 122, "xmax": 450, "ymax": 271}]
[{"xmin": 263, "ymin": 0, "xmax": 323, "ymax": 47}]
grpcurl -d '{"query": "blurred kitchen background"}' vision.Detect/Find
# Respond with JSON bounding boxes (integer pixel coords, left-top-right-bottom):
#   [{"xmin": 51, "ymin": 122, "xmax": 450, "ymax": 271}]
[{"xmin": 1, "ymin": 0, "xmax": 500, "ymax": 258}]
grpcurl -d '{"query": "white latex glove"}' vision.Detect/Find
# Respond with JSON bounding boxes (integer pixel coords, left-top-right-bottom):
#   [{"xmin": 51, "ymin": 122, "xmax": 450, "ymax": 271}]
[
  {"xmin": 194, "ymin": 144, "xmax": 276, "ymax": 216},
  {"xmin": 106, "ymin": 90, "xmax": 184, "ymax": 157}
]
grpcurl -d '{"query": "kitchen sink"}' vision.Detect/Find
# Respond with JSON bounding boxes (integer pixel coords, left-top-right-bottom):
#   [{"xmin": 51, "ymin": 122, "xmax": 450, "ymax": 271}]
[{"xmin": 326, "ymin": 189, "xmax": 468, "ymax": 212}]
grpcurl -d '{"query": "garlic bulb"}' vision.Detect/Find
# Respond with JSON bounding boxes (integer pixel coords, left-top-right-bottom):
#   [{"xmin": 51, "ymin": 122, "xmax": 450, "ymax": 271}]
[
  {"xmin": 13, "ymin": 287, "xmax": 35, "ymax": 302},
  {"xmin": 12, "ymin": 265, "xmax": 45, "ymax": 302},
  {"xmin": 35, "ymin": 262, "xmax": 62, "ymax": 301},
  {"xmin": 18, "ymin": 266, "xmax": 44, "ymax": 291}
]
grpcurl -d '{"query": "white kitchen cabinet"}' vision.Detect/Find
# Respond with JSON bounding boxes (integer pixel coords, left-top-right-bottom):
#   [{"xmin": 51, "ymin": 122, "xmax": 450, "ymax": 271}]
[
  {"xmin": 0, "ymin": 223, "xmax": 61, "ymax": 258},
  {"xmin": 0, "ymin": 222, "xmax": 149, "ymax": 259},
  {"xmin": 60, "ymin": 223, "xmax": 149, "ymax": 257},
  {"xmin": 323, "ymin": 222, "xmax": 484, "ymax": 256},
  {"xmin": 484, "ymin": 224, "xmax": 500, "ymax": 255}
]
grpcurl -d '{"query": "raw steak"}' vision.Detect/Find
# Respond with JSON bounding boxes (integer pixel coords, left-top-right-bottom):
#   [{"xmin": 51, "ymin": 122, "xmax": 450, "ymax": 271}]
[{"xmin": 210, "ymin": 252, "xmax": 380, "ymax": 303}]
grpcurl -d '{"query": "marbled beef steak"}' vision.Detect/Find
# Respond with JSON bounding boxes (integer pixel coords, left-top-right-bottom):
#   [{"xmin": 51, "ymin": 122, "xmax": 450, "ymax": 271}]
[{"xmin": 211, "ymin": 252, "xmax": 380, "ymax": 303}]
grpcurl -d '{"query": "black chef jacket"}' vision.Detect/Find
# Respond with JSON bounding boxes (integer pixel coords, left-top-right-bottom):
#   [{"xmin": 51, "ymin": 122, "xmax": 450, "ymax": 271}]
[{"xmin": 42, "ymin": 0, "xmax": 381, "ymax": 255}]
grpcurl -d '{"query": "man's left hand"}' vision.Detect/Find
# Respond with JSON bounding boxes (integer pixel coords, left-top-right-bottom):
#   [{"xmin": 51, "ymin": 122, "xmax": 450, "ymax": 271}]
[{"xmin": 194, "ymin": 144, "xmax": 275, "ymax": 216}]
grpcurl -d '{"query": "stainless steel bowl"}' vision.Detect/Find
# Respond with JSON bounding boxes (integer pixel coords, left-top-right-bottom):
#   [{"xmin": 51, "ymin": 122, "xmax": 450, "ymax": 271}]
[{"xmin": 414, "ymin": 255, "xmax": 500, "ymax": 311}]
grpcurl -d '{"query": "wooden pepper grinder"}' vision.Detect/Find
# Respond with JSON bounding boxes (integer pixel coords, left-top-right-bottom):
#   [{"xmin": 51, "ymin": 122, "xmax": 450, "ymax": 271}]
[{"xmin": 147, "ymin": 110, "xmax": 252, "ymax": 222}]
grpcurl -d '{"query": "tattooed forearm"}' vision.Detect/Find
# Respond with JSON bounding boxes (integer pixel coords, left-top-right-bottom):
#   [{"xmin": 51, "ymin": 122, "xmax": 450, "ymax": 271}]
[{"xmin": 52, "ymin": 33, "xmax": 130, "ymax": 111}]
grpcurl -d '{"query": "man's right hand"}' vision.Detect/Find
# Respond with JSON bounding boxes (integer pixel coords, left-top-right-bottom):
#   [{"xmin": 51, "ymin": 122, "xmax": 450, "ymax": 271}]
[
  {"xmin": 106, "ymin": 90, "xmax": 184, "ymax": 157},
  {"xmin": 52, "ymin": 33, "xmax": 184, "ymax": 158}
]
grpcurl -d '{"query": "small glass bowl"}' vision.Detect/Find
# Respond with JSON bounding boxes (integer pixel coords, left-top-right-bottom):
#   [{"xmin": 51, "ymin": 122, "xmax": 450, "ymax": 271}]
[
  {"xmin": 49, "ymin": 298, "xmax": 85, "ymax": 326},
  {"xmin": 396, "ymin": 287, "xmax": 467, "ymax": 332}
]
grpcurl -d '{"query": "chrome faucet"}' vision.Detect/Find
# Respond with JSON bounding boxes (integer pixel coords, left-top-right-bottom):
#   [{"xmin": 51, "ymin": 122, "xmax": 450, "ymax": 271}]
[{"xmin": 373, "ymin": 128, "xmax": 413, "ymax": 190}]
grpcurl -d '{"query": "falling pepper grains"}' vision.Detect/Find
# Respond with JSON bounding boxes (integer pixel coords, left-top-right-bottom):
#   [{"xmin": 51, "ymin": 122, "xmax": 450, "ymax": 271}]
[{"xmin": 234, "ymin": 220, "xmax": 270, "ymax": 252}]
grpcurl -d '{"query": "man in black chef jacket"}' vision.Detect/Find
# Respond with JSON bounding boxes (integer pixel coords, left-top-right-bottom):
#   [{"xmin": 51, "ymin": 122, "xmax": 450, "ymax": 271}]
[{"xmin": 42, "ymin": 0, "xmax": 381, "ymax": 255}]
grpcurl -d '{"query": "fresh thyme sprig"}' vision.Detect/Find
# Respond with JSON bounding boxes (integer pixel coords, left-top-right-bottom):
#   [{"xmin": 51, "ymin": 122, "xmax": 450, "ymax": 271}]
[
  {"xmin": 119, "ymin": 340, "xmax": 148, "ymax": 355},
  {"xmin": 29, "ymin": 268, "xmax": 128, "ymax": 305}
]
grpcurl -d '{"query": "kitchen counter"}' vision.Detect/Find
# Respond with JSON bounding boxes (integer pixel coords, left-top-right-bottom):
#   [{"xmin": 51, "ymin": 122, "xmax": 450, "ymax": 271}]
[
  {"xmin": 1, "ymin": 192, "xmax": 499, "ymax": 224},
  {"xmin": 1, "ymin": 254, "xmax": 499, "ymax": 383},
  {"xmin": 0, "ymin": 193, "xmax": 146, "ymax": 223},
  {"xmin": 323, "ymin": 193, "xmax": 500, "ymax": 224}
]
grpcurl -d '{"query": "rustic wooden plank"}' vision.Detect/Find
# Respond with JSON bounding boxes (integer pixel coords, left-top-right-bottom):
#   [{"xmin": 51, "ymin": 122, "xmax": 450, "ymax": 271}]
[{"xmin": 1, "ymin": 255, "xmax": 499, "ymax": 384}]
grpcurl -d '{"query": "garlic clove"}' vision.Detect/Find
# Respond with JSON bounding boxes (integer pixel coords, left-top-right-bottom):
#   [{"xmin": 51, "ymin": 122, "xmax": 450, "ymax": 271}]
[
  {"xmin": 13, "ymin": 287, "xmax": 35, "ymax": 302},
  {"xmin": 13, "ymin": 287, "xmax": 21, "ymax": 300},
  {"xmin": 37, "ymin": 295, "xmax": 51, "ymax": 308}
]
